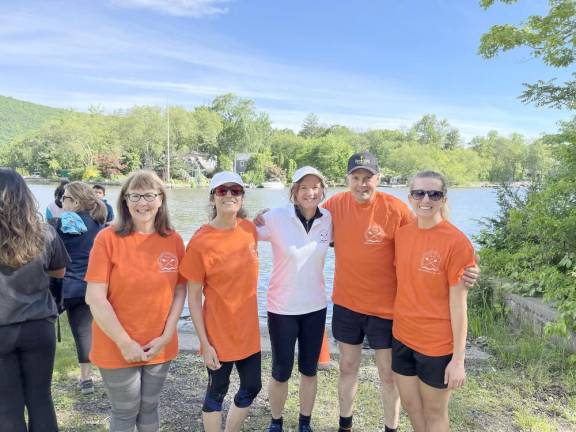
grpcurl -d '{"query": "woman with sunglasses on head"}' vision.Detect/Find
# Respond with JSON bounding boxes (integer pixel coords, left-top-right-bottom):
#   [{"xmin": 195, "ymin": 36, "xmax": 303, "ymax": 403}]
[
  {"xmin": 257, "ymin": 166, "xmax": 332, "ymax": 432},
  {"xmin": 85, "ymin": 170, "xmax": 186, "ymax": 432},
  {"xmin": 53, "ymin": 181, "xmax": 107, "ymax": 395},
  {"xmin": 0, "ymin": 168, "xmax": 69, "ymax": 432},
  {"xmin": 392, "ymin": 171, "xmax": 475, "ymax": 432},
  {"xmin": 180, "ymin": 171, "xmax": 261, "ymax": 432}
]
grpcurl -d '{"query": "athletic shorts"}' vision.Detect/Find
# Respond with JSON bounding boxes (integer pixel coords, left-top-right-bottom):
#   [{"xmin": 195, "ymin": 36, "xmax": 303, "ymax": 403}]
[
  {"xmin": 391, "ymin": 338, "xmax": 452, "ymax": 389},
  {"xmin": 331, "ymin": 304, "xmax": 393, "ymax": 349},
  {"xmin": 268, "ymin": 308, "xmax": 327, "ymax": 382}
]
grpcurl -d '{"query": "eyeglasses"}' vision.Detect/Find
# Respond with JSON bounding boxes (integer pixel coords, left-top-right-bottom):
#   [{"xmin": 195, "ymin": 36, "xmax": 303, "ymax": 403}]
[
  {"xmin": 61, "ymin": 195, "xmax": 74, "ymax": 201},
  {"xmin": 212, "ymin": 185, "xmax": 244, "ymax": 197},
  {"xmin": 125, "ymin": 193, "xmax": 162, "ymax": 202},
  {"xmin": 409, "ymin": 190, "xmax": 445, "ymax": 201}
]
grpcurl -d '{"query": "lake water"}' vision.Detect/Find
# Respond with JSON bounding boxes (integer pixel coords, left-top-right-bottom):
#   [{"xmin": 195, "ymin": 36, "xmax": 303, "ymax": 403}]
[{"xmin": 29, "ymin": 183, "xmax": 499, "ymax": 322}]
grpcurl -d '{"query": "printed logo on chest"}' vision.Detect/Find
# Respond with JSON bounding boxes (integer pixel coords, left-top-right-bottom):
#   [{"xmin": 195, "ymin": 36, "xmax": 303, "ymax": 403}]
[
  {"xmin": 319, "ymin": 229, "xmax": 329, "ymax": 243},
  {"xmin": 364, "ymin": 224, "xmax": 386, "ymax": 244},
  {"xmin": 158, "ymin": 252, "xmax": 178, "ymax": 272},
  {"xmin": 419, "ymin": 250, "xmax": 442, "ymax": 274}
]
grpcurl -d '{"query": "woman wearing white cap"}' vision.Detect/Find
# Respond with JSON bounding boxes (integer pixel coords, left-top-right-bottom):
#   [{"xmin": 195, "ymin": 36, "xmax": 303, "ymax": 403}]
[
  {"xmin": 257, "ymin": 166, "xmax": 333, "ymax": 432},
  {"xmin": 179, "ymin": 171, "xmax": 261, "ymax": 432}
]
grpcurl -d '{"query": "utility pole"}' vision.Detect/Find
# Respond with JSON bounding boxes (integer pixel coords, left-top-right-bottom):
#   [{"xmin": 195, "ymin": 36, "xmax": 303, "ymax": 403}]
[{"xmin": 166, "ymin": 99, "xmax": 170, "ymax": 183}]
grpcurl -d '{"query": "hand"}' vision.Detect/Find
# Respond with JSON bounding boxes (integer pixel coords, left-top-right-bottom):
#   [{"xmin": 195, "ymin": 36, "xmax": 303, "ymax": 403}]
[
  {"xmin": 461, "ymin": 262, "xmax": 480, "ymax": 288},
  {"xmin": 143, "ymin": 336, "xmax": 169, "ymax": 361},
  {"xmin": 444, "ymin": 358, "xmax": 466, "ymax": 389},
  {"xmin": 202, "ymin": 343, "xmax": 221, "ymax": 371},
  {"xmin": 253, "ymin": 208, "xmax": 270, "ymax": 227},
  {"xmin": 118, "ymin": 339, "xmax": 147, "ymax": 363}
]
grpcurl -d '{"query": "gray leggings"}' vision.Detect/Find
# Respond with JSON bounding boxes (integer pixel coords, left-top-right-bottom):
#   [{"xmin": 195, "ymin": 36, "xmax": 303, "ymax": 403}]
[{"xmin": 99, "ymin": 361, "xmax": 171, "ymax": 432}]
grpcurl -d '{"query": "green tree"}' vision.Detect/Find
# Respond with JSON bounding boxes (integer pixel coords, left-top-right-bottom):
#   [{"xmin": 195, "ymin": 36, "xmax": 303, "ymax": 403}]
[
  {"xmin": 298, "ymin": 113, "xmax": 326, "ymax": 138},
  {"xmin": 479, "ymin": 0, "xmax": 576, "ymax": 109},
  {"xmin": 210, "ymin": 93, "xmax": 271, "ymax": 170}
]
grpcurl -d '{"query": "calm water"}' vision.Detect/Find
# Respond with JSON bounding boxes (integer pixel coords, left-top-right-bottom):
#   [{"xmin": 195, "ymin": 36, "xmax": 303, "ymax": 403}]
[{"xmin": 29, "ymin": 183, "xmax": 499, "ymax": 322}]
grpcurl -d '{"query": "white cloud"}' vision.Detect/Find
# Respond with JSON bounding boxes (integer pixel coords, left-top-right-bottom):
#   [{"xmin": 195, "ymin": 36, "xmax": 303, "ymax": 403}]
[{"xmin": 109, "ymin": 0, "xmax": 231, "ymax": 17}]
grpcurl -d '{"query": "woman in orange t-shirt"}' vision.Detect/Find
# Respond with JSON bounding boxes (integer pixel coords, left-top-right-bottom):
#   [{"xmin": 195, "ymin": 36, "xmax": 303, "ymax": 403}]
[
  {"xmin": 392, "ymin": 170, "xmax": 475, "ymax": 432},
  {"xmin": 85, "ymin": 170, "xmax": 186, "ymax": 432},
  {"xmin": 180, "ymin": 171, "xmax": 261, "ymax": 432}
]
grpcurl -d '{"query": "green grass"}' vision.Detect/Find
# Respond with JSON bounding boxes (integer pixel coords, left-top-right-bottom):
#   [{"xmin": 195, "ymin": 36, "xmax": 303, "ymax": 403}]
[{"xmin": 52, "ymin": 307, "xmax": 576, "ymax": 431}]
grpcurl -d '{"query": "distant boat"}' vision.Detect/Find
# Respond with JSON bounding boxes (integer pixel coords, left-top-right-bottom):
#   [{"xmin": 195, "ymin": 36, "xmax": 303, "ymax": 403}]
[{"xmin": 259, "ymin": 179, "xmax": 285, "ymax": 189}]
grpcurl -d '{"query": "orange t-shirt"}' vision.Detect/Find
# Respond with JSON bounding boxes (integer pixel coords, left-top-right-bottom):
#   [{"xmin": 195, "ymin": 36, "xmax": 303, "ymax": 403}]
[
  {"xmin": 84, "ymin": 227, "xmax": 186, "ymax": 368},
  {"xmin": 393, "ymin": 220, "xmax": 476, "ymax": 356},
  {"xmin": 323, "ymin": 191, "xmax": 413, "ymax": 319},
  {"xmin": 179, "ymin": 219, "xmax": 260, "ymax": 362}
]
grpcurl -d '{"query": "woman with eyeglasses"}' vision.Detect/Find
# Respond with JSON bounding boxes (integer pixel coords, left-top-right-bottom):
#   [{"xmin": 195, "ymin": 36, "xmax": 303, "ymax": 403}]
[
  {"xmin": 85, "ymin": 170, "xmax": 186, "ymax": 432},
  {"xmin": 392, "ymin": 170, "xmax": 476, "ymax": 432},
  {"xmin": 257, "ymin": 166, "xmax": 332, "ymax": 432},
  {"xmin": 54, "ymin": 181, "xmax": 107, "ymax": 395},
  {"xmin": 0, "ymin": 168, "xmax": 69, "ymax": 431},
  {"xmin": 180, "ymin": 171, "xmax": 261, "ymax": 432}
]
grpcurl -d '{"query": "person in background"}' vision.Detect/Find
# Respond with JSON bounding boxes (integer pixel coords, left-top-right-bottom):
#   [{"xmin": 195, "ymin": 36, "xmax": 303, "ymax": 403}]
[
  {"xmin": 93, "ymin": 184, "xmax": 114, "ymax": 224},
  {"xmin": 0, "ymin": 168, "xmax": 69, "ymax": 432},
  {"xmin": 392, "ymin": 171, "xmax": 475, "ymax": 432},
  {"xmin": 45, "ymin": 179, "xmax": 69, "ymax": 220},
  {"xmin": 85, "ymin": 170, "xmax": 186, "ymax": 432},
  {"xmin": 257, "ymin": 166, "xmax": 332, "ymax": 432},
  {"xmin": 55, "ymin": 181, "xmax": 107, "ymax": 395},
  {"xmin": 180, "ymin": 171, "xmax": 261, "ymax": 432}
]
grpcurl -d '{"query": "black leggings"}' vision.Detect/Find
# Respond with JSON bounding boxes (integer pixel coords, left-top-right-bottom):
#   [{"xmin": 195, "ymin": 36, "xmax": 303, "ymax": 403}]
[
  {"xmin": 64, "ymin": 297, "xmax": 93, "ymax": 363},
  {"xmin": 0, "ymin": 319, "xmax": 58, "ymax": 432},
  {"xmin": 268, "ymin": 308, "xmax": 327, "ymax": 382},
  {"xmin": 202, "ymin": 351, "xmax": 262, "ymax": 412}
]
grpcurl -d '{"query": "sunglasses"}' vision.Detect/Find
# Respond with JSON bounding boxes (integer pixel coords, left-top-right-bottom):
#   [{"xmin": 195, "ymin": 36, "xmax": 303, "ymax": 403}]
[
  {"xmin": 409, "ymin": 189, "xmax": 445, "ymax": 201},
  {"xmin": 61, "ymin": 195, "xmax": 74, "ymax": 201},
  {"xmin": 213, "ymin": 185, "xmax": 244, "ymax": 197}
]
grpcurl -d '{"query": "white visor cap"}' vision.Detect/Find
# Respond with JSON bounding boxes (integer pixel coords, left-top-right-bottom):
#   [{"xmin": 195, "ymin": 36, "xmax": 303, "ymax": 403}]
[
  {"xmin": 210, "ymin": 171, "xmax": 245, "ymax": 190},
  {"xmin": 291, "ymin": 166, "xmax": 326, "ymax": 185}
]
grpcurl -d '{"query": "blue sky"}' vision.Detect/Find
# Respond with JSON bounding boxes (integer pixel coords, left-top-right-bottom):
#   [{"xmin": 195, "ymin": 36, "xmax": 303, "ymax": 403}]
[{"xmin": 0, "ymin": 0, "xmax": 572, "ymax": 140}]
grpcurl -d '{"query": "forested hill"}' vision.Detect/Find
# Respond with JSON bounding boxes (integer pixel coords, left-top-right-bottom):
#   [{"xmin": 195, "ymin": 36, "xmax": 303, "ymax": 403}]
[{"xmin": 0, "ymin": 95, "xmax": 68, "ymax": 145}]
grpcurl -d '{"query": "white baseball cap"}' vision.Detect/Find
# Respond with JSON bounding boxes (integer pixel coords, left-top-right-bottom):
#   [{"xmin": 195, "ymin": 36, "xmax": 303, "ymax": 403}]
[
  {"xmin": 291, "ymin": 166, "xmax": 326, "ymax": 185},
  {"xmin": 210, "ymin": 171, "xmax": 245, "ymax": 190}
]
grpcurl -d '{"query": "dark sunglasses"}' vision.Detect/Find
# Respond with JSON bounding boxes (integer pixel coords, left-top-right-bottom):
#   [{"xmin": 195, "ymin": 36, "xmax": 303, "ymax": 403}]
[
  {"xmin": 213, "ymin": 185, "xmax": 244, "ymax": 197},
  {"xmin": 409, "ymin": 189, "xmax": 445, "ymax": 201}
]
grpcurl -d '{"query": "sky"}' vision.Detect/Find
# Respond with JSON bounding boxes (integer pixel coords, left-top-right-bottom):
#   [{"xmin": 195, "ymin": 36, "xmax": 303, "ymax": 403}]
[{"xmin": 0, "ymin": 0, "xmax": 572, "ymax": 140}]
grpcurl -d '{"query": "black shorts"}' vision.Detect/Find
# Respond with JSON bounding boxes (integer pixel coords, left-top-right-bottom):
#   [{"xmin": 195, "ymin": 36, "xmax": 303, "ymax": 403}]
[
  {"xmin": 391, "ymin": 338, "xmax": 452, "ymax": 389},
  {"xmin": 268, "ymin": 308, "xmax": 327, "ymax": 382},
  {"xmin": 331, "ymin": 304, "xmax": 393, "ymax": 349}
]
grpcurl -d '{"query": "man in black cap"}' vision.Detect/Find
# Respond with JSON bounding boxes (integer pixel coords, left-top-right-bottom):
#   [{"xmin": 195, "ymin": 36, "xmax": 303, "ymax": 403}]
[{"xmin": 323, "ymin": 152, "xmax": 479, "ymax": 432}]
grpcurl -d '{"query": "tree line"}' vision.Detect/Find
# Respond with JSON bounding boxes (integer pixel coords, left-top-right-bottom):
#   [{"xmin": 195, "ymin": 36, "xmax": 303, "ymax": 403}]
[{"xmin": 0, "ymin": 92, "xmax": 556, "ymax": 186}]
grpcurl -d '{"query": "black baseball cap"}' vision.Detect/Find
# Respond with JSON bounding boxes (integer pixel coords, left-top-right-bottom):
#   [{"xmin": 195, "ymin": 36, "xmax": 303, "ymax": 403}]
[{"xmin": 347, "ymin": 152, "xmax": 379, "ymax": 175}]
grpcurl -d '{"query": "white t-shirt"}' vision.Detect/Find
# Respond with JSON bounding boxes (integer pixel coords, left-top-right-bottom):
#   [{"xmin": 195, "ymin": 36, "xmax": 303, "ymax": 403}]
[{"xmin": 257, "ymin": 204, "xmax": 332, "ymax": 315}]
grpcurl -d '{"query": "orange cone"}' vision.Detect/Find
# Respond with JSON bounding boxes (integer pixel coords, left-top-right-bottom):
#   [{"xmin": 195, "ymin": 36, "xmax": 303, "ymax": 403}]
[{"xmin": 318, "ymin": 330, "xmax": 331, "ymax": 367}]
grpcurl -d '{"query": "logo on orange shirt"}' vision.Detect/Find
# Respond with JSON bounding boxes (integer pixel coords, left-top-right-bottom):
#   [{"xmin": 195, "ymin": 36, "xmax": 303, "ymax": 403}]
[
  {"xmin": 419, "ymin": 250, "xmax": 441, "ymax": 274},
  {"xmin": 364, "ymin": 224, "xmax": 385, "ymax": 244},
  {"xmin": 158, "ymin": 252, "xmax": 178, "ymax": 272}
]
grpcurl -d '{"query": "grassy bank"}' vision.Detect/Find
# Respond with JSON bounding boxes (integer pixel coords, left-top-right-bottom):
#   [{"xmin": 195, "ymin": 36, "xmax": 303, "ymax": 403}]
[{"xmin": 52, "ymin": 308, "xmax": 576, "ymax": 431}]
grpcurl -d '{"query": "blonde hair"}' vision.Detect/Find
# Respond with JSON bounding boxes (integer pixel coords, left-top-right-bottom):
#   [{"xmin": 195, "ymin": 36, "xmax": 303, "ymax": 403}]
[
  {"xmin": 0, "ymin": 169, "xmax": 47, "ymax": 267},
  {"xmin": 64, "ymin": 181, "xmax": 107, "ymax": 225},
  {"xmin": 115, "ymin": 170, "xmax": 173, "ymax": 237},
  {"xmin": 409, "ymin": 170, "xmax": 450, "ymax": 220}
]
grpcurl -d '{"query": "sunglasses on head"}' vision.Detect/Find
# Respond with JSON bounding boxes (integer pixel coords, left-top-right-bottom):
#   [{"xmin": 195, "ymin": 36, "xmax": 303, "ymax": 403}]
[
  {"xmin": 409, "ymin": 189, "xmax": 445, "ymax": 201},
  {"xmin": 213, "ymin": 185, "xmax": 244, "ymax": 197}
]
